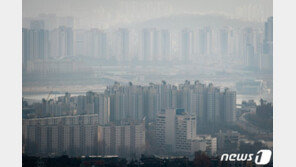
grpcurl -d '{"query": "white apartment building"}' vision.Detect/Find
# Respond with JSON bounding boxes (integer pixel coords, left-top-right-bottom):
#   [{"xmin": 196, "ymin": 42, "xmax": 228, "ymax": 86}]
[{"xmin": 23, "ymin": 114, "xmax": 99, "ymax": 156}]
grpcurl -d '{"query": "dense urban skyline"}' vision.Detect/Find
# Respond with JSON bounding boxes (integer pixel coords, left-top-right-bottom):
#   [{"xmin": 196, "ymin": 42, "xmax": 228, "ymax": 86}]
[{"xmin": 23, "ymin": 81, "xmax": 272, "ymax": 159}]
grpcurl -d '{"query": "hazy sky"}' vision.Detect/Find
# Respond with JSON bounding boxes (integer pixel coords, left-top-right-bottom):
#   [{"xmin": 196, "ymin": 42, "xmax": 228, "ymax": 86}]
[{"xmin": 23, "ymin": 0, "xmax": 272, "ymax": 28}]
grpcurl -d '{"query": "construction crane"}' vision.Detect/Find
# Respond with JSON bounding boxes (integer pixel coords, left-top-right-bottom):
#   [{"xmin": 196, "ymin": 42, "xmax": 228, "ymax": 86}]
[{"xmin": 46, "ymin": 91, "xmax": 53, "ymax": 101}]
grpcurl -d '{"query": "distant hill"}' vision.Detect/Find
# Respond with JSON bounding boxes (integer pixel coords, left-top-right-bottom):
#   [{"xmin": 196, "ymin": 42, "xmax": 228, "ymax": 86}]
[{"xmin": 123, "ymin": 14, "xmax": 263, "ymax": 29}]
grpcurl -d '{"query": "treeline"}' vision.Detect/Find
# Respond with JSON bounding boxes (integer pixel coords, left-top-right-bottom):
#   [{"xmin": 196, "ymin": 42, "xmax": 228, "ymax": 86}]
[{"xmin": 247, "ymin": 99, "xmax": 273, "ymax": 132}]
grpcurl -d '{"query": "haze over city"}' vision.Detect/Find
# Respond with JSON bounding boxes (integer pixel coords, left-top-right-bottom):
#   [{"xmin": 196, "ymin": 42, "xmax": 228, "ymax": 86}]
[
  {"xmin": 23, "ymin": 0, "xmax": 272, "ymax": 28},
  {"xmin": 22, "ymin": 0, "xmax": 273, "ymax": 166}
]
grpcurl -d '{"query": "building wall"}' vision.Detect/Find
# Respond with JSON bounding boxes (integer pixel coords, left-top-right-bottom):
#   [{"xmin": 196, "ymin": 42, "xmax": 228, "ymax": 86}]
[
  {"xmin": 23, "ymin": 114, "xmax": 99, "ymax": 156},
  {"xmin": 97, "ymin": 122, "xmax": 145, "ymax": 158}
]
